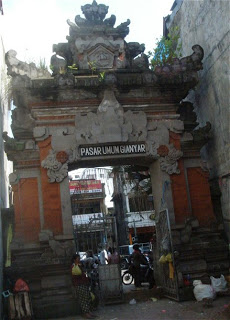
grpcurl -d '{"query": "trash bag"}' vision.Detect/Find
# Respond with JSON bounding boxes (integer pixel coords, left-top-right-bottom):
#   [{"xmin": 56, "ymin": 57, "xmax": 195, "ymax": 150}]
[
  {"xmin": 14, "ymin": 278, "xmax": 29, "ymax": 292},
  {"xmin": 129, "ymin": 298, "xmax": 136, "ymax": 305},
  {"xmin": 193, "ymin": 280, "xmax": 216, "ymax": 301},
  {"xmin": 210, "ymin": 275, "xmax": 228, "ymax": 292}
]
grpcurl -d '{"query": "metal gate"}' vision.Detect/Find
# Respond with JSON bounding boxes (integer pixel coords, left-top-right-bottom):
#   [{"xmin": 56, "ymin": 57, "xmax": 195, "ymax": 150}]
[
  {"xmin": 73, "ymin": 214, "xmax": 117, "ymax": 254},
  {"xmin": 70, "ymin": 182, "xmax": 118, "ymax": 254},
  {"xmin": 154, "ymin": 209, "xmax": 179, "ymax": 300}
]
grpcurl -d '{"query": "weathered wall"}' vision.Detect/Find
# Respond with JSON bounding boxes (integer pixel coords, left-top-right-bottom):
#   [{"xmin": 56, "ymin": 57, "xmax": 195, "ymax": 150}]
[
  {"xmin": 0, "ymin": 28, "xmax": 13, "ymax": 317},
  {"xmin": 169, "ymin": 0, "xmax": 230, "ymax": 241}
]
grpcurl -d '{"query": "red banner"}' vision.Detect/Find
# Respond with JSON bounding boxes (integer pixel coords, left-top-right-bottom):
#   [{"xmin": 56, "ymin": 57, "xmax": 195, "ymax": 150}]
[{"xmin": 69, "ymin": 179, "xmax": 102, "ymax": 195}]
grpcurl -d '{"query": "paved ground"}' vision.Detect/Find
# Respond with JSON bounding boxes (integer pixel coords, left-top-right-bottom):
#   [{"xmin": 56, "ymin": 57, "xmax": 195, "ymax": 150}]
[{"xmin": 46, "ymin": 283, "xmax": 230, "ymax": 320}]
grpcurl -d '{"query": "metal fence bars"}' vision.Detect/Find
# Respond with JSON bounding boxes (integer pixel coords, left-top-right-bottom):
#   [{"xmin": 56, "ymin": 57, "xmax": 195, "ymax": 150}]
[
  {"xmin": 154, "ymin": 209, "xmax": 179, "ymax": 300},
  {"xmin": 98, "ymin": 264, "xmax": 123, "ymax": 304}
]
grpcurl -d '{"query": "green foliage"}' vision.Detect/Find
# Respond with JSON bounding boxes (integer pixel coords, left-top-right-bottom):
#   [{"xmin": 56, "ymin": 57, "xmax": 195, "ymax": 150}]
[
  {"xmin": 38, "ymin": 57, "xmax": 48, "ymax": 71},
  {"xmin": 98, "ymin": 71, "xmax": 105, "ymax": 82},
  {"xmin": 149, "ymin": 26, "xmax": 182, "ymax": 70},
  {"xmin": 88, "ymin": 60, "xmax": 97, "ymax": 75},
  {"xmin": 68, "ymin": 63, "xmax": 78, "ymax": 71},
  {"xmin": 28, "ymin": 57, "xmax": 48, "ymax": 71}
]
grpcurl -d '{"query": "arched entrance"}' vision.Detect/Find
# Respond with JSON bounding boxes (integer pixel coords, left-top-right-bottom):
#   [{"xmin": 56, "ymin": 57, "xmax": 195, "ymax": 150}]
[{"xmin": 4, "ymin": 1, "xmax": 228, "ymax": 318}]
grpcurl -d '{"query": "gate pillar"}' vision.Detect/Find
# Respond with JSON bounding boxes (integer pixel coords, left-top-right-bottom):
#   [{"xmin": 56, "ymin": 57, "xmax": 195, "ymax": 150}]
[
  {"xmin": 38, "ymin": 137, "xmax": 73, "ymax": 238},
  {"xmin": 150, "ymin": 160, "xmax": 175, "ymax": 225}
]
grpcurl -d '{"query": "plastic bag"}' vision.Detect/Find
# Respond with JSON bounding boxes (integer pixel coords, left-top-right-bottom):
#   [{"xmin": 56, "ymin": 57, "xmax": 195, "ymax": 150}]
[
  {"xmin": 165, "ymin": 253, "xmax": 173, "ymax": 262},
  {"xmin": 129, "ymin": 298, "xmax": 136, "ymax": 305},
  {"xmin": 72, "ymin": 264, "xmax": 82, "ymax": 276},
  {"xmin": 14, "ymin": 278, "xmax": 29, "ymax": 292},
  {"xmin": 193, "ymin": 280, "xmax": 216, "ymax": 301},
  {"xmin": 210, "ymin": 275, "xmax": 228, "ymax": 292},
  {"xmin": 159, "ymin": 255, "xmax": 167, "ymax": 264}
]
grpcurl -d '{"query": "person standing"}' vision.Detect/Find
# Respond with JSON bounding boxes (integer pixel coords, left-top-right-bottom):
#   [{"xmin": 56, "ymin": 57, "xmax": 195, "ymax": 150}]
[
  {"xmin": 108, "ymin": 248, "xmax": 120, "ymax": 264},
  {"xmin": 99, "ymin": 245, "xmax": 108, "ymax": 265},
  {"xmin": 71, "ymin": 254, "xmax": 97, "ymax": 319},
  {"xmin": 128, "ymin": 244, "xmax": 147, "ymax": 289}
]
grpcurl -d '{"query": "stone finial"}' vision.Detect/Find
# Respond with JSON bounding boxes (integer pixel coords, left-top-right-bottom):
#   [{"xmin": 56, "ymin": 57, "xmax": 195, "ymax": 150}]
[{"xmin": 81, "ymin": 1, "xmax": 109, "ymax": 22}]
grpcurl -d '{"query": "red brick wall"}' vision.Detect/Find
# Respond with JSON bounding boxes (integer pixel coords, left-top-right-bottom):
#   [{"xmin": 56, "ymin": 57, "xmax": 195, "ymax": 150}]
[
  {"xmin": 38, "ymin": 137, "xmax": 63, "ymax": 235},
  {"xmin": 169, "ymin": 132, "xmax": 190, "ymax": 224},
  {"xmin": 169, "ymin": 132, "xmax": 215, "ymax": 226},
  {"xmin": 12, "ymin": 178, "xmax": 40, "ymax": 242},
  {"xmin": 170, "ymin": 159, "xmax": 191, "ymax": 224},
  {"xmin": 187, "ymin": 167, "xmax": 215, "ymax": 226}
]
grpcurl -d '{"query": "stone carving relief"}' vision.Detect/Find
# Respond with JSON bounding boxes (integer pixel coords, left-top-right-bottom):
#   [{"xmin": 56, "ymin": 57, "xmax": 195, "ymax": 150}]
[
  {"xmin": 40, "ymin": 89, "xmax": 184, "ymax": 183},
  {"xmin": 159, "ymin": 144, "xmax": 183, "ymax": 174},
  {"xmin": 75, "ymin": 90, "xmax": 147, "ymax": 143},
  {"xmin": 88, "ymin": 45, "xmax": 114, "ymax": 69},
  {"xmin": 41, "ymin": 149, "xmax": 69, "ymax": 183}
]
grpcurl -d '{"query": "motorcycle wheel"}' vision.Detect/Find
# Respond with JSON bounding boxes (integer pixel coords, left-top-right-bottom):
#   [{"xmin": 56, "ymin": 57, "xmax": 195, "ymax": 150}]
[{"xmin": 122, "ymin": 272, "xmax": 133, "ymax": 285}]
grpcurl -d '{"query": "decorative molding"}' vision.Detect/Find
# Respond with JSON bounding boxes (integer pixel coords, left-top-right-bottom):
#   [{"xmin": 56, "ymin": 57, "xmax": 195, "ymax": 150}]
[{"xmin": 33, "ymin": 127, "xmax": 49, "ymax": 141}]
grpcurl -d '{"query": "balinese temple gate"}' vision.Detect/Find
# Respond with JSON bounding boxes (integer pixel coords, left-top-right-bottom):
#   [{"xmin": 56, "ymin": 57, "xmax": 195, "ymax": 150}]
[{"xmin": 4, "ymin": 1, "xmax": 229, "ymax": 318}]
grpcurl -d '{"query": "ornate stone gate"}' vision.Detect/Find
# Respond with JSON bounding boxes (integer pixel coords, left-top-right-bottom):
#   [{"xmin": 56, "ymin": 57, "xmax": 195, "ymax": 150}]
[{"xmin": 3, "ymin": 1, "xmax": 228, "ymax": 318}]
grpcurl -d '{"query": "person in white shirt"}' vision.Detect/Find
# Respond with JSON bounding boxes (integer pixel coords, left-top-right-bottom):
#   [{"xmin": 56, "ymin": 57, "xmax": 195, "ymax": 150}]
[{"xmin": 99, "ymin": 245, "xmax": 108, "ymax": 265}]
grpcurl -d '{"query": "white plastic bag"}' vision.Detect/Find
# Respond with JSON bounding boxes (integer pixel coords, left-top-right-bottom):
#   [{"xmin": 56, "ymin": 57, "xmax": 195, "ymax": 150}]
[
  {"xmin": 210, "ymin": 275, "xmax": 228, "ymax": 292},
  {"xmin": 193, "ymin": 280, "xmax": 216, "ymax": 301},
  {"xmin": 129, "ymin": 298, "xmax": 136, "ymax": 305}
]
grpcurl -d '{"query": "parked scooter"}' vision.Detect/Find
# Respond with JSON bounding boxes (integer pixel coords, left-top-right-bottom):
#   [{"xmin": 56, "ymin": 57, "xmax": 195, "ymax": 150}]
[{"xmin": 122, "ymin": 257, "xmax": 155, "ymax": 288}]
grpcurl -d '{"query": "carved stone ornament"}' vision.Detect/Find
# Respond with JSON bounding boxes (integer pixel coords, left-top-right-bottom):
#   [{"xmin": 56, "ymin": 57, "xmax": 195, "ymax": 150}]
[
  {"xmin": 5, "ymin": 50, "xmax": 51, "ymax": 79},
  {"xmin": 75, "ymin": 90, "xmax": 147, "ymax": 144},
  {"xmin": 159, "ymin": 144, "xmax": 183, "ymax": 174},
  {"xmin": 56, "ymin": 151, "xmax": 69, "ymax": 164},
  {"xmin": 41, "ymin": 149, "xmax": 69, "ymax": 183},
  {"xmin": 157, "ymin": 145, "xmax": 169, "ymax": 157},
  {"xmin": 88, "ymin": 45, "xmax": 114, "ymax": 69}
]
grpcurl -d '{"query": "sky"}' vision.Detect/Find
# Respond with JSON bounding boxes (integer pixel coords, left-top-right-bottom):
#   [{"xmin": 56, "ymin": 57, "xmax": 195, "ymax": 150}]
[{"xmin": 1, "ymin": 0, "xmax": 173, "ymax": 66}]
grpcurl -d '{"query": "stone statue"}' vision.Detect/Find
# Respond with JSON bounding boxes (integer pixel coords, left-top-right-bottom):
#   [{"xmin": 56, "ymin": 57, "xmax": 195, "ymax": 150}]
[
  {"xmin": 191, "ymin": 122, "xmax": 212, "ymax": 144},
  {"xmin": 132, "ymin": 53, "xmax": 149, "ymax": 69},
  {"xmin": 115, "ymin": 19, "xmax": 130, "ymax": 37},
  {"xmin": 104, "ymin": 14, "xmax": 116, "ymax": 27}
]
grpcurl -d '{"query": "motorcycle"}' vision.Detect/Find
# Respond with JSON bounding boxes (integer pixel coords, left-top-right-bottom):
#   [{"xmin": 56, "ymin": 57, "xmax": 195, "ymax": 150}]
[{"xmin": 122, "ymin": 260, "xmax": 155, "ymax": 288}]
